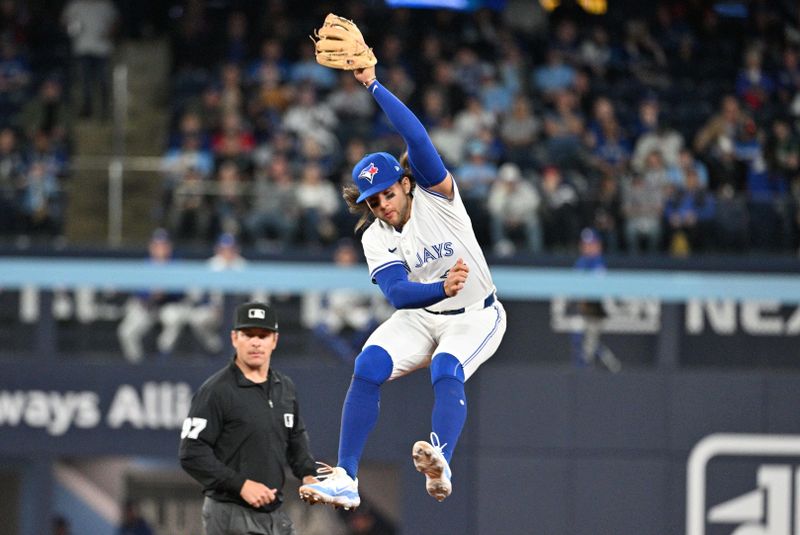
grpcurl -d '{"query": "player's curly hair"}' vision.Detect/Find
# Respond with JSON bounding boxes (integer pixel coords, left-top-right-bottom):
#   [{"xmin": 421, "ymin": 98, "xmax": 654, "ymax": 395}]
[{"xmin": 342, "ymin": 151, "xmax": 416, "ymax": 233}]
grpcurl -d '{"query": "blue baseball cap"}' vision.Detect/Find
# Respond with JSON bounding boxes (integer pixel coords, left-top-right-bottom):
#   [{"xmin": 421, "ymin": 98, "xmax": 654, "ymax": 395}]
[
  {"xmin": 151, "ymin": 228, "xmax": 170, "ymax": 243},
  {"xmin": 216, "ymin": 232, "xmax": 236, "ymax": 247},
  {"xmin": 580, "ymin": 227, "xmax": 600, "ymax": 244},
  {"xmin": 352, "ymin": 152, "xmax": 404, "ymax": 203}
]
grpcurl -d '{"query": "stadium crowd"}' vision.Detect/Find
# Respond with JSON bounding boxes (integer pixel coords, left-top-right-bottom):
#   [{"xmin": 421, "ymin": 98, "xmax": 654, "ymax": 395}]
[
  {"xmin": 0, "ymin": 0, "xmax": 77, "ymax": 245},
  {"xmin": 157, "ymin": 0, "xmax": 800, "ymax": 257},
  {"xmin": 3, "ymin": 0, "xmax": 800, "ymax": 258}
]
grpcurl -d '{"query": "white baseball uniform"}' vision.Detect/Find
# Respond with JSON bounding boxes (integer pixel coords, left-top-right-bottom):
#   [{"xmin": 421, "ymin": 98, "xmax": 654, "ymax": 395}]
[{"xmin": 361, "ymin": 179, "xmax": 507, "ymax": 380}]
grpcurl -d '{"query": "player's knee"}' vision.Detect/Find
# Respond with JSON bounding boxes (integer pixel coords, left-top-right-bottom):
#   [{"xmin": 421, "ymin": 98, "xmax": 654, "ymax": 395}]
[
  {"xmin": 430, "ymin": 352, "xmax": 465, "ymax": 385},
  {"xmin": 353, "ymin": 345, "xmax": 393, "ymax": 385}
]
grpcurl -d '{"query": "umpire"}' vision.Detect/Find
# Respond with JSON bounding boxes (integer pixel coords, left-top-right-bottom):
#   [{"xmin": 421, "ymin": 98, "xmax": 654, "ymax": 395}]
[{"xmin": 180, "ymin": 301, "xmax": 318, "ymax": 535}]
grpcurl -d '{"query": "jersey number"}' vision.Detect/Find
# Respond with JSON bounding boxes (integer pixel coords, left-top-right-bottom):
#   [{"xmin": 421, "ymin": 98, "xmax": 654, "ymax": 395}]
[{"xmin": 181, "ymin": 417, "xmax": 208, "ymax": 439}]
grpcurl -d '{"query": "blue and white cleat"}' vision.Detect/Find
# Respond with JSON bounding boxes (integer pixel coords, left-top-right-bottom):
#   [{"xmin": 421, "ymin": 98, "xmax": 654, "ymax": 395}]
[
  {"xmin": 299, "ymin": 463, "xmax": 360, "ymax": 510},
  {"xmin": 412, "ymin": 433, "xmax": 452, "ymax": 502}
]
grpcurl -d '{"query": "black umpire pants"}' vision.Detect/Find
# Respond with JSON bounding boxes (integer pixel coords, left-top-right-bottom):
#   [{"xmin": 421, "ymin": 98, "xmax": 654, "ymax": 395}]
[{"xmin": 202, "ymin": 497, "xmax": 295, "ymax": 535}]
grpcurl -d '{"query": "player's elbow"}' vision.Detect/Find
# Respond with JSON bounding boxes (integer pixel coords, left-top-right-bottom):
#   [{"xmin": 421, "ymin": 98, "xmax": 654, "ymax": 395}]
[
  {"xmin": 385, "ymin": 288, "xmax": 413, "ymax": 309},
  {"xmin": 385, "ymin": 291, "xmax": 405, "ymax": 309}
]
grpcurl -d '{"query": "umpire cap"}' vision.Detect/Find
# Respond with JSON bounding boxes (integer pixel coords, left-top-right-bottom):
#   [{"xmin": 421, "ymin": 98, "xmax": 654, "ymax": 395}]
[{"xmin": 233, "ymin": 302, "xmax": 279, "ymax": 331}]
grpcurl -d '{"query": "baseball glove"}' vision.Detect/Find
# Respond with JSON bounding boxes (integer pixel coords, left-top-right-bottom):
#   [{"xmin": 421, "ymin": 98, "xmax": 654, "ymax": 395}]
[{"xmin": 311, "ymin": 13, "xmax": 377, "ymax": 71}]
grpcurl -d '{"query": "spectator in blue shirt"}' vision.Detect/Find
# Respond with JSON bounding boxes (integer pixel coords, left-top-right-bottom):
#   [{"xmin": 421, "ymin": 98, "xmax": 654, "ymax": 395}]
[
  {"xmin": 533, "ymin": 48, "xmax": 576, "ymax": 97},
  {"xmin": 663, "ymin": 168, "xmax": 716, "ymax": 254},
  {"xmin": 735, "ymin": 46, "xmax": 775, "ymax": 113}
]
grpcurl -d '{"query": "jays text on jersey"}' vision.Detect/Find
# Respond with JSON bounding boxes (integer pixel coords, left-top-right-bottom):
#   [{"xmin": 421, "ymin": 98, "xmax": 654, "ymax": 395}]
[{"xmin": 363, "ymin": 181, "xmax": 495, "ymax": 313}]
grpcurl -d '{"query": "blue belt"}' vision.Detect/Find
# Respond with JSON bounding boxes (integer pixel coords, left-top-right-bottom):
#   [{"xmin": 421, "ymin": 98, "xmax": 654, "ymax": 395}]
[{"xmin": 424, "ymin": 292, "xmax": 496, "ymax": 316}]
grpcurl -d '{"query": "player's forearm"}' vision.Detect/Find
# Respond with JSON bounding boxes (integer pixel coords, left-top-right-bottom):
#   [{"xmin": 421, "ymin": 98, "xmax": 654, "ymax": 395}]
[
  {"xmin": 375, "ymin": 270, "xmax": 446, "ymax": 309},
  {"xmin": 368, "ymin": 80, "xmax": 447, "ymax": 186},
  {"xmin": 386, "ymin": 279, "xmax": 447, "ymax": 309}
]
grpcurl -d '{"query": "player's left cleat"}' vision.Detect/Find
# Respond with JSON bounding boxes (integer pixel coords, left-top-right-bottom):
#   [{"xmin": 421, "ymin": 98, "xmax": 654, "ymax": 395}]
[
  {"xmin": 299, "ymin": 463, "xmax": 360, "ymax": 510},
  {"xmin": 412, "ymin": 432, "xmax": 452, "ymax": 502}
]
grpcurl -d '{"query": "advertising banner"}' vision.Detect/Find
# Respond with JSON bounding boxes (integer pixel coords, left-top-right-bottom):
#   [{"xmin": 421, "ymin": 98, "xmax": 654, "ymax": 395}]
[{"xmin": 0, "ymin": 363, "xmax": 214, "ymax": 457}]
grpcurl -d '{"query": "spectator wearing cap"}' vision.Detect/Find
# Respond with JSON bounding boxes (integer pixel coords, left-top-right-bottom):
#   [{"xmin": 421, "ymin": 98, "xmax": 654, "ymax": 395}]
[
  {"xmin": 454, "ymin": 139, "xmax": 498, "ymax": 241},
  {"xmin": 455, "ymin": 139, "xmax": 498, "ymax": 202},
  {"xmin": 487, "ymin": 162, "xmax": 542, "ymax": 256},
  {"xmin": 478, "ymin": 64, "xmax": 514, "ymax": 115},
  {"xmin": 735, "ymin": 45, "xmax": 775, "ymax": 113},
  {"xmin": 569, "ymin": 228, "xmax": 621, "ymax": 372},
  {"xmin": 208, "ymin": 233, "xmax": 247, "ymax": 272}
]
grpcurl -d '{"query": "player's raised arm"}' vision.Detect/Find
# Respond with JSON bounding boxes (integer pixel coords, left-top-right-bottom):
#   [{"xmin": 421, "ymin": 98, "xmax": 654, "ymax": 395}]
[
  {"xmin": 353, "ymin": 66, "xmax": 452, "ymax": 198},
  {"xmin": 310, "ymin": 13, "xmax": 451, "ymax": 196}
]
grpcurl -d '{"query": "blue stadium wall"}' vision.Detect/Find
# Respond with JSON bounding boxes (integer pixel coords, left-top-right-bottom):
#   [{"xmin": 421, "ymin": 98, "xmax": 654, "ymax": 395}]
[{"xmin": 2, "ymin": 359, "xmax": 799, "ymax": 534}]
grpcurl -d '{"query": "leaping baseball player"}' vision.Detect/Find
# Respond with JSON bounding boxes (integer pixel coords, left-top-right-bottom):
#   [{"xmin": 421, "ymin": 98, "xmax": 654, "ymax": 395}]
[{"xmin": 299, "ymin": 14, "xmax": 507, "ymax": 509}]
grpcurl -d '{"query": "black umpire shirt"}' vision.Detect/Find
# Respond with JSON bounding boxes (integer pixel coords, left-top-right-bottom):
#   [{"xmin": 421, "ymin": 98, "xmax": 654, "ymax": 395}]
[{"xmin": 179, "ymin": 359, "xmax": 317, "ymax": 512}]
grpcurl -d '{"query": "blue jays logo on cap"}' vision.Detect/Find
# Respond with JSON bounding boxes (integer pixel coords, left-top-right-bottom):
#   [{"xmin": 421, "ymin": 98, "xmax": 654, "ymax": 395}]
[
  {"xmin": 358, "ymin": 163, "xmax": 379, "ymax": 183},
  {"xmin": 353, "ymin": 152, "xmax": 404, "ymax": 203}
]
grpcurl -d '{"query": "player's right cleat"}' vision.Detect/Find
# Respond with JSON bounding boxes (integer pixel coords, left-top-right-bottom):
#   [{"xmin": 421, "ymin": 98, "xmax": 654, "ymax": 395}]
[
  {"xmin": 299, "ymin": 463, "xmax": 360, "ymax": 510},
  {"xmin": 412, "ymin": 432, "xmax": 452, "ymax": 502}
]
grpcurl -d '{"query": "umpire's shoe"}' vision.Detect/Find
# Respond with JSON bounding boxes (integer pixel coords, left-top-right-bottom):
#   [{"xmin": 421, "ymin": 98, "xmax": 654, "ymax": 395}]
[
  {"xmin": 299, "ymin": 464, "xmax": 360, "ymax": 510},
  {"xmin": 412, "ymin": 433, "xmax": 452, "ymax": 502}
]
